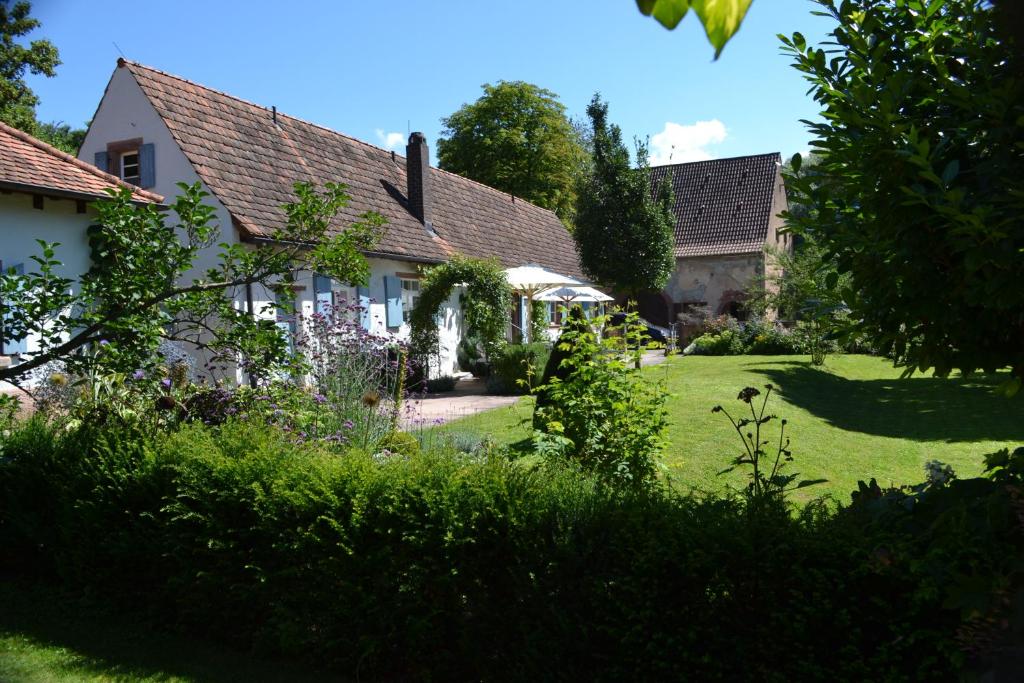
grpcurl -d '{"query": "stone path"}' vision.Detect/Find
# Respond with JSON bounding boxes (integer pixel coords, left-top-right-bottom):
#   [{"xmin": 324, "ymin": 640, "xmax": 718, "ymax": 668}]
[
  {"xmin": 403, "ymin": 377, "xmax": 520, "ymax": 428},
  {"xmin": 402, "ymin": 350, "xmax": 671, "ymax": 428}
]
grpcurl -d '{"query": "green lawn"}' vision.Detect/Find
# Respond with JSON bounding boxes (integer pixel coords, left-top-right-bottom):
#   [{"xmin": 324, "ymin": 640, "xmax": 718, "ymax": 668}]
[
  {"xmin": 0, "ymin": 577, "xmax": 340, "ymax": 683},
  {"xmin": 437, "ymin": 355, "xmax": 1024, "ymax": 501}
]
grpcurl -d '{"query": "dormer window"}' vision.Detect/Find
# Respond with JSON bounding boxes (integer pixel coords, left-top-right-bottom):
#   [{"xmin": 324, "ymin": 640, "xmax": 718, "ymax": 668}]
[{"xmin": 120, "ymin": 150, "xmax": 141, "ymax": 185}]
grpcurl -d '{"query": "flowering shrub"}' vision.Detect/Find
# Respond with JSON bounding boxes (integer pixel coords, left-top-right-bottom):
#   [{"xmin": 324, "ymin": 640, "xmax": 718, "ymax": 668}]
[
  {"xmin": 688, "ymin": 329, "xmax": 745, "ymax": 356},
  {"xmin": 293, "ymin": 304, "xmax": 418, "ymax": 450}
]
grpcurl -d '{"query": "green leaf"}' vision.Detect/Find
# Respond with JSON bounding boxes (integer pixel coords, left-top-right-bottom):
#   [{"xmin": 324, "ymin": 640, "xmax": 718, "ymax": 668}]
[
  {"xmin": 790, "ymin": 152, "xmax": 802, "ymax": 174},
  {"xmin": 691, "ymin": 0, "xmax": 754, "ymax": 58},
  {"xmin": 941, "ymin": 159, "xmax": 959, "ymax": 185},
  {"xmin": 636, "ymin": 0, "xmax": 691, "ymax": 30}
]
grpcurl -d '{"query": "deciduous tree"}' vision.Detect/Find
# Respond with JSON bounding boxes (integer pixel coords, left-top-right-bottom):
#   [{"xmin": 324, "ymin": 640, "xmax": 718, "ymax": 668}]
[
  {"xmin": 782, "ymin": 0, "xmax": 1024, "ymax": 392},
  {"xmin": 0, "ymin": 1, "xmax": 59, "ymax": 133},
  {"xmin": 437, "ymin": 81, "xmax": 586, "ymax": 224}
]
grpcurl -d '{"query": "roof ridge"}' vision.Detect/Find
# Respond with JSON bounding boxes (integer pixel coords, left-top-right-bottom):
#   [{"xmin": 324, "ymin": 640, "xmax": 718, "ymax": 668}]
[
  {"xmin": 0, "ymin": 118, "xmax": 163, "ymax": 203},
  {"xmin": 121, "ymin": 59, "xmax": 561, "ymax": 220},
  {"xmin": 651, "ymin": 151, "xmax": 781, "ymax": 170}
]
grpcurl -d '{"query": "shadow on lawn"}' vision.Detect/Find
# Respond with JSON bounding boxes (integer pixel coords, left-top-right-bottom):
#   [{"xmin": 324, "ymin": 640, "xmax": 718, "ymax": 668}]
[
  {"xmin": 0, "ymin": 576, "xmax": 343, "ymax": 683},
  {"xmin": 749, "ymin": 362, "xmax": 1024, "ymax": 443}
]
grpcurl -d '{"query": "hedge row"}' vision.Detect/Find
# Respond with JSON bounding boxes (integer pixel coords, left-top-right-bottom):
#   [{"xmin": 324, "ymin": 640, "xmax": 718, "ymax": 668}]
[{"xmin": 1, "ymin": 419, "xmax": 1019, "ymax": 680}]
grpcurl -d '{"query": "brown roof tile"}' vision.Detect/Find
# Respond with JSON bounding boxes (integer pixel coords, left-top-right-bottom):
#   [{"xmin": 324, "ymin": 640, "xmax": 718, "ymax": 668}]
[
  {"xmin": 0, "ymin": 120, "xmax": 162, "ymax": 203},
  {"xmin": 650, "ymin": 153, "xmax": 782, "ymax": 258},
  {"xmin": 122, "ymin": 61, "xmax": 582, "ymax": 277}
]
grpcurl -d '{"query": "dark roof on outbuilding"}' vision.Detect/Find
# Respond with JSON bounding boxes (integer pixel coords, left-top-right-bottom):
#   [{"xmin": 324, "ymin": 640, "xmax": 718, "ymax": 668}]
[
  {"xmin": 120, "ymin": 60, "xmax": 582, "ymax": 278},
  {"xmin": 650, "ymin": 152, "xmax": 783, "ymax": 257}
]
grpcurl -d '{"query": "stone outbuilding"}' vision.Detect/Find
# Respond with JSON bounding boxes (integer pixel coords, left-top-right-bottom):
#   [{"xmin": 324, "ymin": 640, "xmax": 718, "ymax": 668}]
[{"xmin": 638, "ymin": 153, "xmax": 792, "ymax": 328}]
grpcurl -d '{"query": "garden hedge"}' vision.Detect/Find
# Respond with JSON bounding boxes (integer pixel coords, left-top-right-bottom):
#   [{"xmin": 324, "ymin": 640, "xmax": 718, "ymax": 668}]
[{"xmin": 0, "ymin": 420, "xmax": 1020, "ymax": 680}]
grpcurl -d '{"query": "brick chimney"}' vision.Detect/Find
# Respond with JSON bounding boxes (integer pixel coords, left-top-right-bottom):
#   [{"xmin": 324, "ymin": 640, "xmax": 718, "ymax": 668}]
[{"xmin": 406, "ymin": 132, "xmax": 431, "ymax": 227}]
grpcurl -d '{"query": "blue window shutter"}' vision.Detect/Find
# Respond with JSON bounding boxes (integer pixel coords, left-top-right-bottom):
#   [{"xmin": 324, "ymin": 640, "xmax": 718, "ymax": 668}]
[
  {"xmin": 357, "ymin": 285, "xmax": 371, "ymax": 330},
  {"xmin": 138, "ymin": 143, "xmax": 155, "ymax": 188},
  {"xmin": 383, "ymin": 276, "xmax": 402, "ymax": 328},
  {"xmin": 2, "ymin": 263, "xmax": 28, "ymax": 355},
  {"xmin": 275, "ymin": 321, "xmax": 294, "ymax": 352},
  {"xmin": 313, "ymin": 274, "xmax": 333, "ymax": 316},
  {"xmin": 94, "ymin": 151, "xmax": 109, "ymax": 173}
]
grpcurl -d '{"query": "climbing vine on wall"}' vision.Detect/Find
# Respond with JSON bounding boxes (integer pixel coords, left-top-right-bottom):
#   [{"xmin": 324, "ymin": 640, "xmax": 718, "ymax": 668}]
[{"xmin": 409, "ymin": 255, "xmax": 512, "ymax": 371}]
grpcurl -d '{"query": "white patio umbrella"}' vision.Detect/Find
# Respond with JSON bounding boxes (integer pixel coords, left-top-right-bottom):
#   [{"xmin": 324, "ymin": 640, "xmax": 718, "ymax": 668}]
[
  {"xmin": 535, "ymin": 286, "xmax": 614, "ymax": 304},
  {"xmin": 504, "ymin": 265, "xmax": 581, "ymax": 342}
]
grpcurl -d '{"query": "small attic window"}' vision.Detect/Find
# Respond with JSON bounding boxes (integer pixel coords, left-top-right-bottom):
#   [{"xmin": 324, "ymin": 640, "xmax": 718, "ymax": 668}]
[
  {"xmin": 120, "ymin": 150, "xmax": 141, "ymax": 185},
  {"xmin": 102, "ymin": 137, "xmax": 155, "ymax": 189}
]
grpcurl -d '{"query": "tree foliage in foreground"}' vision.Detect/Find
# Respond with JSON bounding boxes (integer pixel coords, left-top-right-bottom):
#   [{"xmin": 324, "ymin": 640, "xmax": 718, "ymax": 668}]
[
  {"xmin": 437, "ymin": 81, "xmax": 586, "ymax": 224},
  {"xmin": 573, "ymin": 94, "xmax": 675, "ymax": 297},
  {"xmin": 0, "ymin": 182, "xmax": 384, "ymax": 386},
  {"xmin": 782, "ymin": 0, "xmax": 1024, "ymax": 392},
  {"xmin": 636, "ymin": 0, "xmax": 754, "ymax": 58},
  {"xmin": 0, "ymin": 0, "xmax": 58, "ymax": 132}
]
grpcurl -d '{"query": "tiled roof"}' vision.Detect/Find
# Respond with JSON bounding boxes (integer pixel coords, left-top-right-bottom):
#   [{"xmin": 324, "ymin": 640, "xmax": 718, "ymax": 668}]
[
  {"xmin": 0, "ymin": 120, "xmax": 162, "ymax": 203},
  {"xmin": 121, "ymin": 61, "xmax": 583, "ymax": 278},
  {"xmin": 650, "ymin": 153, "xmax": 782, "ymax": 257}
]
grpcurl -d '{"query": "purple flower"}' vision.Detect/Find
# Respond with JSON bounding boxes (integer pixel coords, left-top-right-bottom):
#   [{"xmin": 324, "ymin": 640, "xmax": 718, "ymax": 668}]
[
  {"xmin": 343, "ymin": 419, "xmax": 355, "ymax": 430},
  {"xmin": 99, "ymin": 339, "xmax": 110, "ymax": 346},
  {"xmin": 313, "ymin": 393, "xmax": 327, "ymax": 405},
  {"xmin": 161, "ymin": 378, "xmax": 172, "ymax": 388},
  {"xmin": 132, "ymin": 369, "xmax": 145, "ymax": 380}
]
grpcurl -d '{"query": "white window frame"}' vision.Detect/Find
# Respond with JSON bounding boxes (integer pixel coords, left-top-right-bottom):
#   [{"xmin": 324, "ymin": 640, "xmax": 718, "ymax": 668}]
[
  {"xmin": 400, "ymin": 278, "xmax": 420, "ymax": 324},
  {"xmin": 120, "ymin": 150, "xmax": 141, "ymax": 185}
]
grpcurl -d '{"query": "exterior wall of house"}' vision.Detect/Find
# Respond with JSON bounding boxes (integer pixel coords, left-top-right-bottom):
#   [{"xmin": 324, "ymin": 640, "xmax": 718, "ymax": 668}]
[
  {"xmin": 762, "ymin": 167, "xmax": 792, "ymax": 303},
  {"xmin": 289, "ymin": 258, "xmax": 463, "ymax": 378},
  {"xmin": 79, "ymin": 68, "xmax": 465, "ymax": 382},
  {"xmin": 666, "ymin": 252, "xmax": 764, "ymax": 318},
  {"xmin": 0, "ymin": 192, "xmax": 96, "ymax": 389},
  {"xmin": 80, "ymin": 67, "xmax": 246, "ymax": 382}
]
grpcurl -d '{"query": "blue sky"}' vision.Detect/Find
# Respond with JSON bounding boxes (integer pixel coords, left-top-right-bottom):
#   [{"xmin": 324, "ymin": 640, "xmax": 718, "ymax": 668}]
[{"xmin": 27, "ymin": 0, "xmax": 834, "ymax": 165}]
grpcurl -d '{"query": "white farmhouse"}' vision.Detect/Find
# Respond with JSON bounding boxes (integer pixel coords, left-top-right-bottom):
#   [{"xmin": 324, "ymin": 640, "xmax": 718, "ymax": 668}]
[
  {"xmin": 79, "ymin": 59, "xmax": 583, "ymax": 381},
  {"xmin": 0, "ymin": 120, "xmax": 162, "ymax": 385}
]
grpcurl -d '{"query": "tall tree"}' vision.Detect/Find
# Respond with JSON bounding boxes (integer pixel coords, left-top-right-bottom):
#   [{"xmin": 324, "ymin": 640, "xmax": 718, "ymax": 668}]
[
  {"xmin": 0, "ymin": 0, "xmax": 59, "ymax": 133},
  {"xmin": 782, "ymin": 0, "xmax": 1024, "ymax": 392},
  {"xmin": 573, "ymin": 94, "xmax": 675, "ymax": 298},
  {"xmin": 34, "ymin": 119, "xmax": 87, "ymax": 155},
  {"xmin": 437, "ymin": 81, "xmax": 586, "ymax": 224}
]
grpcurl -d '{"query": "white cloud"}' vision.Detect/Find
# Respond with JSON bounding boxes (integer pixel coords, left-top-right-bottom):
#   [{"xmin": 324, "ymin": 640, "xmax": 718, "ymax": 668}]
[
  {"xmin": 647, "ymin": 119, "xmax": 728, "ymax": 166},
  {"xmin": 375, "ymin": 129, "xmax": 405, "ymax": 150}
]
